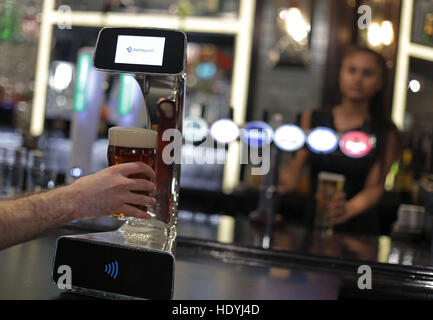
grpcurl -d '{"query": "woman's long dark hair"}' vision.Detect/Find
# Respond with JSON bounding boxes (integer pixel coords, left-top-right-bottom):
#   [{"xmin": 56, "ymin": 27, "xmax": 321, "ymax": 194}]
[{"xmin": 331, "ymin": 46, "xmax": 400, "ymax": 178}]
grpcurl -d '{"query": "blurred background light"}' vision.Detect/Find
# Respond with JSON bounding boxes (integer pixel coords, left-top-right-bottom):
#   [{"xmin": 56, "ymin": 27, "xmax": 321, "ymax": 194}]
[
  {"xmin": 381, "ymin": 20, "xmax": 394, "ymax": 46},
  {"xmin": 240, "ymin": 121, "xmax": 274, "ymax": 147},
  {"xmin": 367, "ymin": 20, "xmax": 394, "ymax": 47},
  {"xmin": 408, "ymin": 79, "xmax": 421, "ymax": 93},
  {"xmin": 210, "ymin": 119, "xmax": 240, "ymax": 144},
  {"xmin": 339, "ymin": 131, "xmax": 372, "ymax": 158},
  {"xmin": 49, "ymin": 62, "xmax": 73, "ymax": 91},
  {"xmin": 273, "ymin": 124, "xmax": 306, "ymax": 152},
  {"xmin": 306, "ymin": 127, "xmax": 338, "ymax": 154},
  {"xmin": 368, "ymin": 22, "xmax": 383, "ymax": 47},
  {"xmin": 279, "ymin": 7, "xmax": 311, "ymax": 43},
  {"xmin": 196, "ymin": 62, "xmax": 217, "ymax": 79}
]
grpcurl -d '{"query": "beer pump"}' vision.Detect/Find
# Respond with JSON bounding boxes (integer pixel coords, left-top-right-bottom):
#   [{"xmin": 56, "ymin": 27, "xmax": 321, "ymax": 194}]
[{"xmin": 53, "ymin": 28, "xmax": 187, "ymax": 300}]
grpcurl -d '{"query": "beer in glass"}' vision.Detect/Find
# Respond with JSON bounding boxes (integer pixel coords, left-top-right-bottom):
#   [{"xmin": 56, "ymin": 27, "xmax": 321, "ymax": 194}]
[
  {"xmin": 315, "ymin": 172, "xmax": 345, "ymax": 236},
  {"xmin": 107, "ymin": 126, "xmax": 157, "ymax": 218}
]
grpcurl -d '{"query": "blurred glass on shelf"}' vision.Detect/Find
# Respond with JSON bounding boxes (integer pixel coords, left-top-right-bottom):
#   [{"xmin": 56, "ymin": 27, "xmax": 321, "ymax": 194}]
[
  {"xmin": 0, "ymin": 146, "xmax": 58, "ymax": 197},
  {"xmin": 54, "ymin": 0, "xmax": 239, "ymax": 17},
  {"xmin": 2, "ymin": 147, "xmax": 27, "ymax": 197},
  {"xmin": 412, "ymin": 0, "xmax": 433, "ymax": 47},
  {"xmin": 393, "ymin": 204, "xmax": 426, "ymax": 236},
  {"xmin": 0, "ymin": 147, "xmax": 7, "ymax": 196},
  {"xmin": 26, "ymin": 149, "xmax": 58, "ymax": 193}
]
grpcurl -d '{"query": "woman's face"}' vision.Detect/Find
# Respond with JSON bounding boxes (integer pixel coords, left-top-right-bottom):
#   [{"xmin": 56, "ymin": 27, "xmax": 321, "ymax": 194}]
[{"xmin": 339, "ymin": 52, "xmax": 384, "ymax": 101}]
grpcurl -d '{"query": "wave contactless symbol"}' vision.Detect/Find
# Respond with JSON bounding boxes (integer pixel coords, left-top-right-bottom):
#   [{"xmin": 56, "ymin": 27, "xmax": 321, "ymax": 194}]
[{"xmin": 104, "ymin": 261, "xmax": 119, "ymax": 279}]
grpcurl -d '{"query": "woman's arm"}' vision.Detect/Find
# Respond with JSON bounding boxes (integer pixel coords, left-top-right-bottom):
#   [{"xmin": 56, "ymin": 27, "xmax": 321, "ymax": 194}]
[{"xmin": 331, "ymin": 129, "xmax": 400, "ymax": 225}]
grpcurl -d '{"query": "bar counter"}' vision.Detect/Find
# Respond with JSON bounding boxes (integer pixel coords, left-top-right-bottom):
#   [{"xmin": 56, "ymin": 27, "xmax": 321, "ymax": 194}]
[{"xmin": 0, "ymin": 212, "xmax": 433, "ymax": 300}]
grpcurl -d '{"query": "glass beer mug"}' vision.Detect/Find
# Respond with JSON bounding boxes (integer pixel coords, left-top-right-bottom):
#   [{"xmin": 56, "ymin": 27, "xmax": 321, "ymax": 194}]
[
  {"xmin": 107, "ymin": 126, "xmax": 157, "ymax": 218},
  {"xmin": 315, "ymin": 172, "xmax": 346, "ymax": 237}
]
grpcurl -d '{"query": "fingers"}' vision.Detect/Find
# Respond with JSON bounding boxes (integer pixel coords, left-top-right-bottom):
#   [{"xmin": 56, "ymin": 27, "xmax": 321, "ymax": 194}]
[
  {"xmin": 332, "ymin": 192, "xmax": 346, "ymax": 202},
  {"xmin": 325, "ymin": 192, "xmax": 346, "ymax": 217},
  {"xmin": 115, "ymin": 162, "xmax": 156, "ymax": 180},
  {"xmin": 124, "ymin": 192, "xmax": 157, "ymax": 207},
  {"xmin": 118, "ymin": 203, "xmax": 152, "ymax": 220},
  {"xmin": 327, "ymin": 201, "xmax": 346, "ymax": 217},
  {"xmin": 332, "ymin": 214, "xmax": 349, "ymax": 225},
  {"xmin": 128, "ymin": 178, "xmax": 156, "ymax": 193}
]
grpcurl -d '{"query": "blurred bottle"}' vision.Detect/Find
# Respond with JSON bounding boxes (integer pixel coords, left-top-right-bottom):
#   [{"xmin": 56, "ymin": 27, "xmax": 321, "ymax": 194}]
[
  {"xmin": 20, "ymin": 4, "xmax": 39, "ymax": 41},
  {"xmin": 26, "ymin": 150, "xmax": 57, "ymax": 193},
  {"xmin": 425, "ymin": 133, "xmax": 432, "ymax": 174},
  {"xmin": 423, "ymin": 14, "xmax": 433, "ymax": 46},
  {"xmin": 0, "ymin": 148, "xmax": 7, "ymax": 195},
  {"xmin": 394, "ymin": 146, "xmax": 414, "ymax": 201},
  {"xmin": 102, "ymin": 0, "xmax": 127, "ymax": 13},
  {"xmin": 206, "ymin": 0, "xmax": 220, "ymax": 15},
  {"xmin": 0, "ymin": 0, "xmax": 16, "ymax": 40},
  {"xmin": 385, "ymin": 161, "xmax": 399, "ymax": 191},
  {"xmin": 412, "ymin": 132, "xmax": 428, "ymax": 180},
  {"xmin": 9, "ymin": 147, "xmax": 27, "ymax": 196}
]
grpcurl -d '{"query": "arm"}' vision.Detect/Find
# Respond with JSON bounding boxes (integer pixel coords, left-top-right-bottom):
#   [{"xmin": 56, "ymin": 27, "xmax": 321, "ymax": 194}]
[
  {"xmin": 331, "ymin": 130, "xmax": 400, "ymax": 225},
  {"xmin": 0, "ymin": 162, "xmax": 156, "ymax": 250}
]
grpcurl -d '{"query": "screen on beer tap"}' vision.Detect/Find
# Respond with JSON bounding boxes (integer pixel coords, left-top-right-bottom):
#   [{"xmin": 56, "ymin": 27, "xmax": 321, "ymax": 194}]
[
  {"xmin": 114, "ymin": 35, "xmax": 166, "ymax": 66},
  {"xmin": 94, "ymin": 27, "xmax": 186, "ymax": 75}
]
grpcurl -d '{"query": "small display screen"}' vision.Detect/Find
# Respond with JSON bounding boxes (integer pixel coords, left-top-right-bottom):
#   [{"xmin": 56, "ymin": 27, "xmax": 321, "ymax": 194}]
[
  {"xmin": 114, "ymin": 35, "xmax": 166, "ymax": 66},
  {"xmin": 94, "ymin": 28, "xmax": 185, "ymax": 75}
]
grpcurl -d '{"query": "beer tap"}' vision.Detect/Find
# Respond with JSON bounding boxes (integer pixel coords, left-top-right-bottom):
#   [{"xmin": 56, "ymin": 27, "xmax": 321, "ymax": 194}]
[
  {"xmin": 135, "ymin": 74, "xmax": 152, "ymax": 130},
  {"xmin": 255, "ymin": 143, "xmax": 281, "ymax": 249},
  {"xmin": 250, "ymin": 114, "xmax": 283, "ymax": 249},
  {"xmin": 53, "ymin": 28, "xmax": 187, "ymax": 300}
]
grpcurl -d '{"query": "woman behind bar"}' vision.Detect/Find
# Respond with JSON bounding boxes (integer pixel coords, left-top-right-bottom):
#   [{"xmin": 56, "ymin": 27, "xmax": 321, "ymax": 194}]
[{"xmin": 278, "ymin": 46, "xmax": 401, "ymax": 235}]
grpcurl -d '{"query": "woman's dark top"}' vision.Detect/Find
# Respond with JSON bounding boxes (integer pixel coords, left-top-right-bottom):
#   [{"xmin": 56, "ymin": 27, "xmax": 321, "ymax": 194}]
[{"xmin": 306, "ymin": 110, "xmax": 380, "ymax": 235}]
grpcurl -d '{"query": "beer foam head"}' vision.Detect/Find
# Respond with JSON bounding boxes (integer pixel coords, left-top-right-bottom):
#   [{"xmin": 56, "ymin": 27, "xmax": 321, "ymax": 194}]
[{"xmin": 108, "ymin": 127, "xmax": 157, "ymax": 149}]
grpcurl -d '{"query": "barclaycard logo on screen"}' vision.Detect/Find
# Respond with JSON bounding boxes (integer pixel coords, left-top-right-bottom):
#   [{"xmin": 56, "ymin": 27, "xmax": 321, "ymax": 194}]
[
  {"xmin": 115, "ymin": 35, "xmax": 165, "ymax": 66},
  {"xmin": 126, "ymin": 46, "xmax": 155, "ymax": 54}
]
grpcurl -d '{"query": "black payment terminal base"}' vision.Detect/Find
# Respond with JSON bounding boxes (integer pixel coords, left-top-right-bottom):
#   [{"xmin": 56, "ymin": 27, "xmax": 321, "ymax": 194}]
[{"xmin": 52, "ymin": 231, "xmax": 175, "ymax": 300}]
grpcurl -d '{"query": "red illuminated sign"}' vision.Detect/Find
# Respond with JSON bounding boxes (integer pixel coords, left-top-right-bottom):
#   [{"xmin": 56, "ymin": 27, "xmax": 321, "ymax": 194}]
[{"xmin": 339, "ymin": 131, "xmax": 372, "ymax": 158}]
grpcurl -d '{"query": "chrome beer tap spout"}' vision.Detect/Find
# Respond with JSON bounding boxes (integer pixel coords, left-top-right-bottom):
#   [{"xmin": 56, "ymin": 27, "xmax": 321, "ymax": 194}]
[{"xmin": 135, "ymin": 75, "xmax": 152, "ymax": 130}]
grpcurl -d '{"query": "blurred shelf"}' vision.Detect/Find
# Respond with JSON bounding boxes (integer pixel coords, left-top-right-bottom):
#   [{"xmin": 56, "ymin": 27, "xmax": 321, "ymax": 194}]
[
  {"xmin": 408, "ymin": 42, "xmax": 433, "ymax": 62},
  {"xmin": 392, "ymin": 0, "xmax": 433, "ymax": 130},
  {"xmin": 48, "ymin": 11, "xmax": 242, "ymax": 35},
  {"xmin": 0, "ymin": 38, "xmax": 38, "ymax": 45}
]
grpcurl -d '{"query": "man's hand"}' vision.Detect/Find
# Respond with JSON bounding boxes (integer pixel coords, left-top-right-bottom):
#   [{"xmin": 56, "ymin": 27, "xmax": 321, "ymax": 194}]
[
  {"xmin": 67, "ymin": 162, "xmax": 156, "ymax": 221},
  {"xmin": 0, "ymin": 162, "xmax": 157, "ymax": 250}
]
